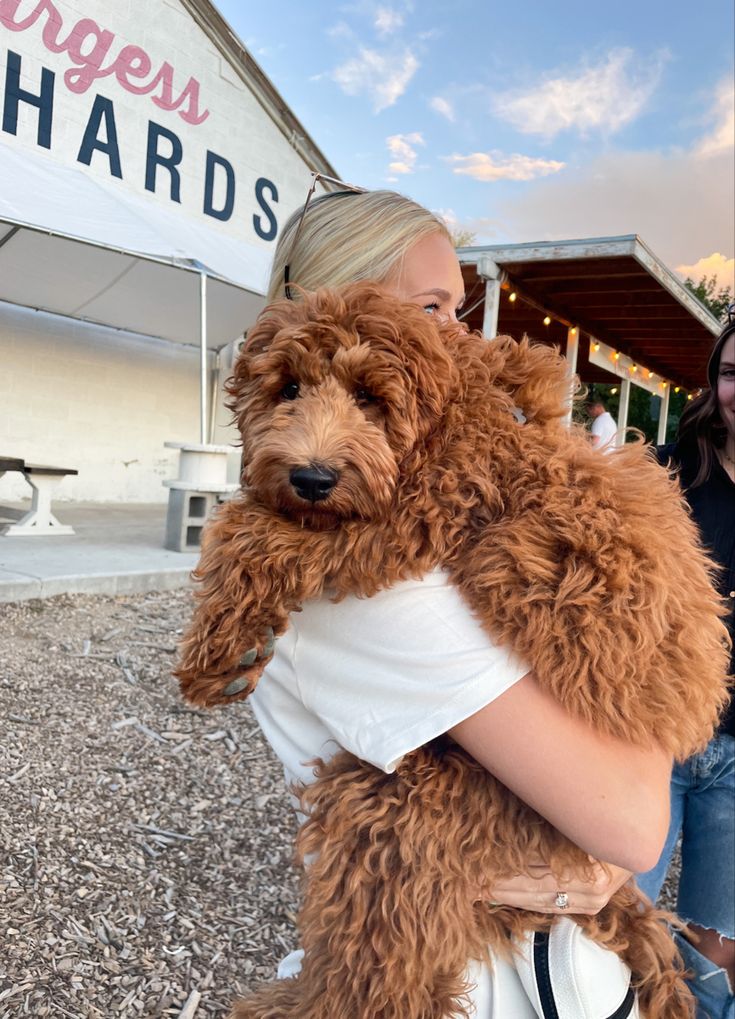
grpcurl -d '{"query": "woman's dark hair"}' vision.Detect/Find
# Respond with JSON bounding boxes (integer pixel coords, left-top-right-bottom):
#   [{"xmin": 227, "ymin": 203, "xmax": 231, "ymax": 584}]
[{"xmin": 677, "ymin": 319, "xmax": 735, "ymax": 487}]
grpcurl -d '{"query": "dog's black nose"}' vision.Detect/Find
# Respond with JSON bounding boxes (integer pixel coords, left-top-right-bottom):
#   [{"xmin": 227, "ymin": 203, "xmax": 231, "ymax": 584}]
[{"xmin": 289, "ymin": 464, "xmax": 339, "ymax": 502}]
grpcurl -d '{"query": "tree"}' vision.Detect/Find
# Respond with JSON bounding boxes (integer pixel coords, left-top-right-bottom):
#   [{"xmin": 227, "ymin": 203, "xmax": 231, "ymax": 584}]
[
  {"xmin": 450, "ymin": 228, "xmax": 477, "ymax": 248},
  {"xmin": 684, "ymin": 274, "xmax": 733, "ymax": 323}
]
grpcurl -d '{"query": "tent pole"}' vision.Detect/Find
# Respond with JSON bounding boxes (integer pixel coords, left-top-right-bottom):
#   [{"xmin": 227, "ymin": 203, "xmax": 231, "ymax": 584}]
[{"xmin": 200, "ymin": 271, "xmax": 208, "ymax": 445}]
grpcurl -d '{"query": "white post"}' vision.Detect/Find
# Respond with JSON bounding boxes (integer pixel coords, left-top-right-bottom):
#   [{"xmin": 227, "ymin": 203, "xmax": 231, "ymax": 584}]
[
  {"xmin": 657, "ymin": 385, "xmax": 671, "ymax": 445},
  {"xmin": 200, "ymin": 271, "xmax": 208, "ymax": 445},
  {"xmin": 483, "ymin": 277, "xmax": 501, "ymax": 338},
  {"xmin": 617, "ymin": 379, "xmax": 631, "ymax": 447},
  {"xmin": 563, "ymin": 325, "xmax": 580, "ymax": 427},
  {"xmin": 477, "ymin": 256, "xmax": 504, "ymax": 339}
]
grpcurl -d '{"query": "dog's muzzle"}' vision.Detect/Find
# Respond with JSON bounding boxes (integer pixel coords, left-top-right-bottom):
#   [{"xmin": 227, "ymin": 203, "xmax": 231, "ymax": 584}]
[{"xmin": 289, "ymin": 464, "xmax": 340, "ymax": 503}]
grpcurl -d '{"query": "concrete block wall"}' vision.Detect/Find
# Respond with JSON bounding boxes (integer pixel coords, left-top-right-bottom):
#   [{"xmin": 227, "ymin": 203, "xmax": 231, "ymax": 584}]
[{"xmin": 0, "ymin": 302, "xmax": 240, "ymax": 503}]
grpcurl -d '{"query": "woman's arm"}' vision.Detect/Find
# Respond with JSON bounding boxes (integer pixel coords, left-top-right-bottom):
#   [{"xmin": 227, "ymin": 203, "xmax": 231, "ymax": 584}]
[{"xmin": 449, "ymin": 670, "xmax": 672, "ymax": 874}]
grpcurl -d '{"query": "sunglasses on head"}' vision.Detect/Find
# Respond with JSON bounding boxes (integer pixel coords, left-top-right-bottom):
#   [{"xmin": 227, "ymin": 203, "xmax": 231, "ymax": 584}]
[{"xmin": 283, "ymin": 172, "xmax": 367, "ymax": 300}]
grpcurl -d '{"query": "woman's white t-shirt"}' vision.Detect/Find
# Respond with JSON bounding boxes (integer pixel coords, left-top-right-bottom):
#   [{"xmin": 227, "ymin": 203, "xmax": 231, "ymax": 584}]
[
  {"xmin": 249, "ymin": 566, "xmax": 530, "ymax": 1014},
  {"xmin": 251, "ymin": 567, "xmax": 528, "ymax": 789}
]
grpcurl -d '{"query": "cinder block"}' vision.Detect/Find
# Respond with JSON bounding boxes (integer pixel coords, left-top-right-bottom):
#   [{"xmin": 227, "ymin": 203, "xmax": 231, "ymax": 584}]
[{"xmin": 164, "ymin": 488, "xmax": 223, "ymax": 552}]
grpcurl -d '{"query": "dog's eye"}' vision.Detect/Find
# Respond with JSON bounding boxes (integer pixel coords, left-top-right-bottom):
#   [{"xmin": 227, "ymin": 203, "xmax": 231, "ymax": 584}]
[
  {"xmin": 281, "ymin": 381, "xmax": 300, "ymax": 401},
  {"xmin": 354, "ymin": 386, "xmax": 377, "ymax": 406}
]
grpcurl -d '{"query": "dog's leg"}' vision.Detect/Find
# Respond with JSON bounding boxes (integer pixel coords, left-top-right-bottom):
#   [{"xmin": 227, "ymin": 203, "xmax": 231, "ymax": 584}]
[
  {"xmin": 176, "ymin": 496, "xmax": 336, "ymax": 708},
  {"xmin": 229, "ymin": 748, "xmax": 490, "ymax": 1019}
]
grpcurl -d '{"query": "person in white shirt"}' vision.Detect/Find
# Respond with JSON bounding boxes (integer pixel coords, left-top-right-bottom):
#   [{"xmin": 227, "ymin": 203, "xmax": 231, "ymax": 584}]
[
  {"xmin": 585, "ymin": 392, "xmax": 619, "ymax": 453},
  {"xmin": 247, "ymin": 182, "xmax": 671, "ymax": 1011}
]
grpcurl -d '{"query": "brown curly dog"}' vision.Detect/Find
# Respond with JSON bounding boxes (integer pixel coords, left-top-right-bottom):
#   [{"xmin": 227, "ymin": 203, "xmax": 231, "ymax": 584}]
[{"xmin": 176, "ymin": 284, "xmax": 730, "ymax": 1019}]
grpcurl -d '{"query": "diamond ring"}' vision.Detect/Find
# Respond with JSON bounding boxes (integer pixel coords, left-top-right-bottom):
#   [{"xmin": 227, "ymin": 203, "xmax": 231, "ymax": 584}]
[{"xmin": 554, "ymin": 891, "xmax": 569, "ymax": 910}]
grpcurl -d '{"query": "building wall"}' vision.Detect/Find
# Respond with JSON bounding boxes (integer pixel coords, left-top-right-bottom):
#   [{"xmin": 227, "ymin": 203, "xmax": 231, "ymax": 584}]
[
  {"xmin": 0, "ymin": 0, "xmax": 333, "ymax": 502},
  {"xmin": 0, "ymin": 302, "xmax": 240, "ymax": 503}
]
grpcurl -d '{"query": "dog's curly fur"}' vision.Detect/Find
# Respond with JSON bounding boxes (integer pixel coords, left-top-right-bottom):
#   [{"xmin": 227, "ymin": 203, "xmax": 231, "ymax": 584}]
[{"xmin": 176, "ymin": 284, "xmax": 730, "ymax": 1019}]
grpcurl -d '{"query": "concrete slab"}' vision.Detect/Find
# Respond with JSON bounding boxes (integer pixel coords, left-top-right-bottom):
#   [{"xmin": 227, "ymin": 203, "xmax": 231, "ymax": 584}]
[{"xmin": 0, "ymin": 502, "xmax": 199, "ymax": 603}]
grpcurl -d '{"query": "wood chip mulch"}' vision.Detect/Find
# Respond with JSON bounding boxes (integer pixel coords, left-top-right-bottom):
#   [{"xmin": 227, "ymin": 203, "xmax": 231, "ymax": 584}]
[{"xmin": 0, "ymin": 589, "xmax": 300, "ymax": 1018}]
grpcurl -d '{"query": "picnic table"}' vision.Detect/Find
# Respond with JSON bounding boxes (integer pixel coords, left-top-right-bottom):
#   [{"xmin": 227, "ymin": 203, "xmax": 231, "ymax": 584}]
[{"xmin": 0, "ymin": 456, "xmax": 78, "ymax": 535}]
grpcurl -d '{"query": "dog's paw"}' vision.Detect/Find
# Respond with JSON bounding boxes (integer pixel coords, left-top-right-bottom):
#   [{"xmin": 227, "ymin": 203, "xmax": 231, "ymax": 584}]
[
  {"xmin": 177, "ymin": 627, "xmax": 277, "ymax": 708},
  {"xmin": 221, "ymin": 627, "xmax": 277, "ymax": 699}
]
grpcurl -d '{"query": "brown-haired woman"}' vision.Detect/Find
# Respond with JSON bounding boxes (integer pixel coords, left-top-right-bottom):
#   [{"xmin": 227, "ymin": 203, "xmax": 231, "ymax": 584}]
[{"xmin": 639, "ymin": 311, "xmax": 735, "ymax": 1019}]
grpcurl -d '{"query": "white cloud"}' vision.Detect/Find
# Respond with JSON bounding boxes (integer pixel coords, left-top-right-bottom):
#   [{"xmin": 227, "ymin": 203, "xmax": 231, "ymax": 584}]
[
  {"xmin": 386, "ymin": 132, "xmax": 425, "ymax": 174},
  {"xmin": 694, "ymin": 79, "xmax": 735, "ymax": 159},
  {"xmin": 430, "ymin": 96, "xmax": 455, "ymax": 122},
  {"xmin": 446, "ymin": 152, "xmax": 565, "ymax": 182},
  {"xmin": 676, "ymin": 253, "xmax": 735, "ymax": 292},
  {"xmin": 332, "ymin": 47, "xmax": 419, "ymax": 112},
  {"xmin": 500, "ymin": 143, "xmax": 734, "ymax": 287},
  {"xmin": 494, "ymin": 48, "xmax": 667, "ymax": 138},
  {"xmin": 495, "ymin": 82, "xmax": 735, "ymax": 286},
  {"xmin": 327, "ymin": 21, "xmax": 354, "ymax": 41},
  {"xmin": 374, "ymin": 7, "xmax": 404, "ymax": 35}
]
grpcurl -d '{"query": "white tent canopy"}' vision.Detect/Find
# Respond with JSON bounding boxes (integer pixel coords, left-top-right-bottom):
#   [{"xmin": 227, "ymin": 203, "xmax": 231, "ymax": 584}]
[
  {"xmin": 0, "ymin": 140, "xmax": 268, "ymax": 346},
  {"xmin": 0, "ymin": 140, "xmax": 270, "ymax": 439}
]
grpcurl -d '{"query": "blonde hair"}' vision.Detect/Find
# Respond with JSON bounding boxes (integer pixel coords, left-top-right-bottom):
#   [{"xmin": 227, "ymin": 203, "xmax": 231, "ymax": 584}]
[{"xmin": 266, "ymin": 189, "xmax": 452, "ymax": 303}]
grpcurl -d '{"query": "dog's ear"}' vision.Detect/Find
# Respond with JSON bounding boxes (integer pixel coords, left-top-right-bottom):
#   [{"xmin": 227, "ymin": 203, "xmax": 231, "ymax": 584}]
[
  {"xmin": 340, "ymin": 284, "xmax": 459, "ymax": 435},
  {"xmin": 402, "ymin": 315, "xmax": 458, "ymax": 430},
  {"xmin": 487, "ymin": 334, "xmax": 571, "ymax": 426},
  {"xmin": 224, "ymin": 297, "xmax": 307, "ymax": 426}
]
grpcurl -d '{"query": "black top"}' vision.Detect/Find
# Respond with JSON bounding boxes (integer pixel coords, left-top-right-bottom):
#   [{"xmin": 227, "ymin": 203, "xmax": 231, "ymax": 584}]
[{"xmin": 657, "ymin": 441, "xmax": 735, "ymax": 738}]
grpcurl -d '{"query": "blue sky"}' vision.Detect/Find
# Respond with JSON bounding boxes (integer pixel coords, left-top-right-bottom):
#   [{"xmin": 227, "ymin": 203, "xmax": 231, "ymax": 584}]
[{"xmin": 216, "ymin": 0, "xmax": 734, "ymax": 288}]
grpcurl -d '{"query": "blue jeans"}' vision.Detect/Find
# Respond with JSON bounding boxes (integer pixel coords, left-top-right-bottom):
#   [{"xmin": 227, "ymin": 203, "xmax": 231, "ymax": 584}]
[{"xmin": 638, "ymin": 734, "xmax": 735, "ymax": 1019}]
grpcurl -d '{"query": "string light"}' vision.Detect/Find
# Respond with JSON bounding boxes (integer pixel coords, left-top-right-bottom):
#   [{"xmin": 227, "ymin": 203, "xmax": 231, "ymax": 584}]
[
  {"xmin": 661, "ymin": 382, "xmax": 668, "ymax": 389},
  {"xmin": 630, "ymin": 364, "xmax": 638, "ymax": 373},
  {"xmin": 592, "ymin": 342, "xmax": 600, "ymax": 352},
  {"xmin": 509, "ymin": 291, "xmax": 517, "ymax": 302},
  {"xmin": 543, "ymin": 315, "xmax": 551, "ymax": 326},
  {"xmin": 610, "ymin": 387, "xmax": 619, "ymax": 395},
  {"xmin": 647, "ymin": 370, "xmax": 653, "ymax": 379},
  {"xmin": 687, "ymin": 393, "xmax": 693, "ymax": 400},
  {"xmin": 674, "ymin": 386, "xmax": 681, "ymax": 393},
  {"xmin": 613, "ymin": 351, "xmax": 620, "ymax": 361}
]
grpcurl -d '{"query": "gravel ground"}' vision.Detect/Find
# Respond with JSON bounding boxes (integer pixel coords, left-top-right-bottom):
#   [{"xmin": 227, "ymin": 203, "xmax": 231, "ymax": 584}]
[
  {"xmin": 0, "ymin": 588, "xmax": 681, "ymax": 1018},
  {"xmin": 0, "ymin": 589, "xmax": 300, "ymax": 1019}
]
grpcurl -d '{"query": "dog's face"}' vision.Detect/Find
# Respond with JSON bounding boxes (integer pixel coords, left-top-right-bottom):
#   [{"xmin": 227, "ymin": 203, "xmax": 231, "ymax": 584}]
[{"xmin": 227, "ymin": 284, "xmax": 459, "ymax": 530}]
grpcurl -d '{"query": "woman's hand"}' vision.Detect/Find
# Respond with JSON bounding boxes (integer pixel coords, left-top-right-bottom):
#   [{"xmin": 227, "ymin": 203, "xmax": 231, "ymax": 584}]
[{"xmin": 478, "ymin": 860, "xmax": 634, "ymax": 916}]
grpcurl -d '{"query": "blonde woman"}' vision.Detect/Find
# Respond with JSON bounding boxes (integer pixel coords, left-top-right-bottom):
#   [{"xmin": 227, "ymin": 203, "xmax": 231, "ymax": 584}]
[{"xmin": 249, "ymin": 180, "xmax": 671, "ymax": 1014}]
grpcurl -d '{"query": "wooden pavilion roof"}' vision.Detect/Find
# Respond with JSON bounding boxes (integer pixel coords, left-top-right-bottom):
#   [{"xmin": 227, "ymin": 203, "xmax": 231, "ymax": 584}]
[{"xmin": 457, "ymin": 236, "xmax": 721, "ymax": 393}]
